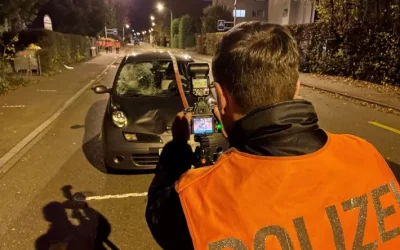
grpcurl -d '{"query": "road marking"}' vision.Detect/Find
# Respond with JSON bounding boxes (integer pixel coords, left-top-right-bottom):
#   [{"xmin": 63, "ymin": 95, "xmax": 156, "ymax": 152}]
[
  {"xmin": 369, "ymin": 121, "xmax": 400, "ymax": 134},
  {"xmin": 2, "ymin": 105, "xmax": 25, "ymax": 108},
  {"xmin": 86, "ymin": 192, "xmax": 148, "ymax": 201},
  {"xmin": 37, "ymin": 89, "xmax": 57, "ymax": 92},
  {"xmin": 0, "ymin": 56, "xmax": 122, "ymax": 169}
]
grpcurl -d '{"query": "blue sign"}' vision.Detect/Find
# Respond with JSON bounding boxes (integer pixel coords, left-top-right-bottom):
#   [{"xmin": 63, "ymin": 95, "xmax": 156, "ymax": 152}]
[
  {"xmin": 112, "ymin": 28, "xmax": 118, "ymax": 35},
  {"xmin": 217, "ymin": 20, "xmax": 225, "ymax": 31}
]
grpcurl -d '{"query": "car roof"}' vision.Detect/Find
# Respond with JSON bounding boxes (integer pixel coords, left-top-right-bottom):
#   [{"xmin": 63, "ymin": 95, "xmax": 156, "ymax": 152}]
[{"xmin": 124, "ymin": 50, "xmax": 194, "ymax": 63}]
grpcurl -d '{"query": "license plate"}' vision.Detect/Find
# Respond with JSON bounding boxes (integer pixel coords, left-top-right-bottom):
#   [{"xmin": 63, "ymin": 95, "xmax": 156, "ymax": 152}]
[{"xmin": 159, "ymin": 148, "xmax": 163, "ymax": 156}]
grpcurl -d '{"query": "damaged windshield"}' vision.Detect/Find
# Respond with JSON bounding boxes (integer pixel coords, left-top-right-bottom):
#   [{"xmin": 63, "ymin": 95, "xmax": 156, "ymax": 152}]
[{"xmin": 115, "ymin": 61, "xmax": 190, "ymax": 97}]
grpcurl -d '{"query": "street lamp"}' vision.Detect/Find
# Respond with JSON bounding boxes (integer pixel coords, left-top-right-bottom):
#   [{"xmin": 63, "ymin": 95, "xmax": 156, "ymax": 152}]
[
  {"xmin": 150, "ymin": 15, "xmax": 155, "ymax": 21},
  {"xmin": 123, "ymin": 24, "xmax": 130, "ymax": 41},
  {"xmin": 152, "ymin": 22, "xmax": 156, "ymax": 27},
  {"xmin": 157, "ymin": 3, "xmax": 173, "ymax": 47},
  {"xmin": 156, "ymin": 3, "xmax": 164, "ymax": 11}
]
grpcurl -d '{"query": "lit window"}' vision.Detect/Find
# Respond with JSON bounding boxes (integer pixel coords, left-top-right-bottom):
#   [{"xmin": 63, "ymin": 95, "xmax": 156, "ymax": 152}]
[{"xmin": 233, "ymin": 9, "xmax": 246, "ymax": 17}]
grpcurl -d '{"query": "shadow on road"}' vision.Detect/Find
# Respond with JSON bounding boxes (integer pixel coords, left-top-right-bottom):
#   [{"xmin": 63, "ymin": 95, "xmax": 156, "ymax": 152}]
[
  {"xmin": 36, "ymin": 185, "xmax": 119, "ymax": 250},
  {"xmin": 80, "ymin": 99, "xmax": 108, "ymax": 174},
  {"xmin": 387, "ymin": 160, "xmax": 400, "ymax": 182}
]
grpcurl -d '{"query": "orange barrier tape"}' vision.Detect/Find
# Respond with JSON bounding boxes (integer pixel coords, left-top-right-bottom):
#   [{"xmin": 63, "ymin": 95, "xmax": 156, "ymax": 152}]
[{"xmin": 168, "ymin": 51, "xmax": 189, "ymax": 110}]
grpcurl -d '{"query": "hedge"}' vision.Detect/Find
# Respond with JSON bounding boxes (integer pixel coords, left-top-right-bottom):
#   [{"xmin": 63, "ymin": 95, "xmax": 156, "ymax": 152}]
[
  {"xmin": 286, "ymin": 23, "xmax": 400, "ymax": 86},
  {"xmin": 1, "ymin": 29, "xmax": 92, "ymax": 73},
  {"xmin": 198, "ymin": 23, "xmax": 400, "ymax": 86},
  {"xmin": 179, "ymin": 15, "xmax": 196, "ymax": 49},
  {"xmin": 171, "ymin": 18, "xmax": 181, "ymax": 48}
]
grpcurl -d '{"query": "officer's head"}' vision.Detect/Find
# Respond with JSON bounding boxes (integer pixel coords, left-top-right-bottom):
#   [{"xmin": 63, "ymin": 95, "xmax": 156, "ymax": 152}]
[{"xmin": 213, "ymin": 21, "xmax": 300, "ymax": 135}]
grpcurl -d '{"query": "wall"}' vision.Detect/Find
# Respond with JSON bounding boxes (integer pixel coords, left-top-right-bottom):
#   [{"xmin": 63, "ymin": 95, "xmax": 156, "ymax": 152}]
[
  {"xmin": 268, "ymin": 0, "xmax": 315, "ymax": 25},
  {"xmin": 213, "ymin": 0, "xmax": 268, "ymax": 22}
]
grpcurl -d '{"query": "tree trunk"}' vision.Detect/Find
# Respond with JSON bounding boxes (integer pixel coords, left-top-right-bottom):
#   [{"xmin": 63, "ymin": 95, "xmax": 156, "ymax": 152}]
[
  {"xmin": 395, "ymin": 0, "xmax": 400, "ymax": 33},
  {"xmin": 375, "ymin": 0, "xmax": 381, "ymax": 31}
]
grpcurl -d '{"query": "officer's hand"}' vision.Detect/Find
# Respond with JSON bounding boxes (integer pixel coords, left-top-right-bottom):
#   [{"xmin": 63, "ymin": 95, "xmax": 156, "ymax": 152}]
[
  {"xmin": 172, "ymin": 112, "xmax": 192, "ymax": 142},
  {"xmin": 213, "ymin": 107, "xmax": 228, "ymax": 139}
]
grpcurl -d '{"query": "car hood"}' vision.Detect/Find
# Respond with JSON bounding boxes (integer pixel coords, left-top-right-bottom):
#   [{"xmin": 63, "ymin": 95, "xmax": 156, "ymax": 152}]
[{"xmin": 112, "ymin": 95, "xmax": 196, "ymax": 135}]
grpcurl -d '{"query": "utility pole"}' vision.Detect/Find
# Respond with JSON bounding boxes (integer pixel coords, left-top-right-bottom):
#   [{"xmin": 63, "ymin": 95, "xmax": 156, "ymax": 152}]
[
  {"xmin": 234, "ymin": 0, "xmax": 237, "ymax": 26},
  {"xmin": 105, "ymin": 25, "xmax": 108, "ymax": 38}
]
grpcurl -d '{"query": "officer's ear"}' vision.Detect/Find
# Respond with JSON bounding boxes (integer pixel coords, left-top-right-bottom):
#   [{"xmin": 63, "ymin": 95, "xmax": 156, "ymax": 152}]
[
  {"xmin": 214, "ymin": 82, "xmax": 227, "ymax": 115},
  {"xmin": 294, "ymin": 80, "xmax": 301, "ymax": 99}
]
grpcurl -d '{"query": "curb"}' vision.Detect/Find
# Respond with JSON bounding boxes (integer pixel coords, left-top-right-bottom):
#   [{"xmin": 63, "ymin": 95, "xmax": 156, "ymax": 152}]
[{"xmin": 301, "ymin": 83, "xmax": 400, "ymax": 112}]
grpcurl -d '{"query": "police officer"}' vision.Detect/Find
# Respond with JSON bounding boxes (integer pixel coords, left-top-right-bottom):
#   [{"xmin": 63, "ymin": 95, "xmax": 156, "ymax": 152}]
[
  {"xmin": 115, "ymin": 40, "xmax": 121, "ymax": 54},
  {"xmin": 146, "ymin": 21, "xmax": 400, "ymax": 250}
]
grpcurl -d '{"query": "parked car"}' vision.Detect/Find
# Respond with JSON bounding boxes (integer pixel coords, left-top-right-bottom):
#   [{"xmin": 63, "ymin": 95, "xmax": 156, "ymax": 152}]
[{"xmin": 93, "ymin": 51, "xmax": 228, "ymax": 172}]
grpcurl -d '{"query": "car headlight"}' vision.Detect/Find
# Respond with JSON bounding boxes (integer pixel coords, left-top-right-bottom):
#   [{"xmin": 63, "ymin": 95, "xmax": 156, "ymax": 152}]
[{"xmin": 112, "ymin": 111, "xmax": 128, "ymax": 128}]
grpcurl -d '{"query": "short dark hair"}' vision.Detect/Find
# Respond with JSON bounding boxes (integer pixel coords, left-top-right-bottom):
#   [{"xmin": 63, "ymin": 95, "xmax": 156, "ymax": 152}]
[{"xmin": 212, "ymin": 21, "xmax": 300, "ymax": 114}]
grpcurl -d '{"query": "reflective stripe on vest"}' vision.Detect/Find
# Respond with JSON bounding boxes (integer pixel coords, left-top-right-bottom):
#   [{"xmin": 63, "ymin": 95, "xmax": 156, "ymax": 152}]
[{"xmin": 176, "ymin": 133, "xmax": 400, "ymax": 250}]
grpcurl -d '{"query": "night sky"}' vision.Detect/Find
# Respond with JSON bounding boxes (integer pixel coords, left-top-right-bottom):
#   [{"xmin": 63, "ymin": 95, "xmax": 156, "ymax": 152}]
[{"xmin": 128, "ymin": 0, "xmax": 211, "ymax": 31}]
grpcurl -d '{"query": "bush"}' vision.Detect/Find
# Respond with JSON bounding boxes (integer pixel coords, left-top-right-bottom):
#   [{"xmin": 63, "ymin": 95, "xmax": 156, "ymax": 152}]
[
  {"xmin": 1, "ymin": 29, "xmax": 91, "ymax": 73},
  {"xmin": 179, "ymin": 15, "xmax": 195, "ymax": 49},
  {"xmin": 287, "ymin": 23, "xmax": 400, "ymax": 86},
  {"xmin": 0, "ymin": 61, "xmax": 30, "ymax": 95},
  {"xmin": 200, "ymin": 32, "xmax": 225, "ymax": 56}
]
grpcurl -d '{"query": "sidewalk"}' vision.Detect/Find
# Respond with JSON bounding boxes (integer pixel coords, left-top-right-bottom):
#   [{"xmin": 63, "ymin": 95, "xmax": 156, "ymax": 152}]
[
  {"xmin": 182, "ymin": 50, "xmax": 400, "ymax": 111},
  {"xmin": 0, "ymin": 49, "xmax": 127, "ymax": 161}
]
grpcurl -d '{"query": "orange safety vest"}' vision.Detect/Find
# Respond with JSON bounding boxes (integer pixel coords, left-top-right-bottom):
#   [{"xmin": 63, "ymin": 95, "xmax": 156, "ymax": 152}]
[
  {"xmin": 116, "ymin": 42, "xmax": 121, "ymax": 48},
  {"xmin": 176, "ymin": 133, "xmax": 400, "ymax": 250}
]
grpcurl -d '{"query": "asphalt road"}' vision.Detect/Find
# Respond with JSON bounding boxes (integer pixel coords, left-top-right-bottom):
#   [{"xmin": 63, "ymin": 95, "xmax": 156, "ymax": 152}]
[{"xmin": 0, "ymin": 45, "xmax": 399, "ymax": 250}]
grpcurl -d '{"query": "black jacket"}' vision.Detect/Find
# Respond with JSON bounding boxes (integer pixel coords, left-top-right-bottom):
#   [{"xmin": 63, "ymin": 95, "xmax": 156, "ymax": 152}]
[{"xmin": 145, "ymin": 100, "xmax": 328, "ymax": 250}]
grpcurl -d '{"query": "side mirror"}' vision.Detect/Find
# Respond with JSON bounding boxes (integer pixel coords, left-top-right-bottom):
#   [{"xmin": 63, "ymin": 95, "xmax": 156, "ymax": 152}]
[{"xmin": 92, "ymin": 85, "xmax": 110, "ymax": 94}]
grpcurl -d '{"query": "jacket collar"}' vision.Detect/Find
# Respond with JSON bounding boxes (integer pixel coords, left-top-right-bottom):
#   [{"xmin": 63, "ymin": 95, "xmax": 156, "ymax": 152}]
[{"xmin": 229, "ymin": 100, "xmax": 328, "ymax": 156}]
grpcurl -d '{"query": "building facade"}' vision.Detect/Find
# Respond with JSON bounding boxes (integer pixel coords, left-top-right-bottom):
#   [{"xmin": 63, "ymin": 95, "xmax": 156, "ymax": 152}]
[{"xmin": 212, "ymin": 0, "xmax": 315, "ymax": 25}]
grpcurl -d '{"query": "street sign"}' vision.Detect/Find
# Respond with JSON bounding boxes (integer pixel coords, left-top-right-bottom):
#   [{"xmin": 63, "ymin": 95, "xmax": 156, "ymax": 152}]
[
  {"xmin": 106, "ymin": 28, "xmax": 118, "ymax": 35},
  {"xmin": 44, "ymin": 15, "xmax": 53, "ymax": 31},
  {"xmin": 217, "ymin": 20, "xmax": 225, "ymax": 31}
]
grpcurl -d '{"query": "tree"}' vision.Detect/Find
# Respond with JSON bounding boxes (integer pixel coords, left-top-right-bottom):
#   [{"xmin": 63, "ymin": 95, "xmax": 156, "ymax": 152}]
[
  {"xmin": 201, "ymin": 4, "xmax": 233, "ymax": 34},
  {"xmin": 179, "ymin": 15, "xmax": 195, "ymax": 49},
  {"xmin": 316, "ymin": 0, "xmax": 400, "ymax": 34},
  {"xmin": 37, "ymin": 0, "xmax": 108, "ymax": 36},
  {"xmin": 171, "ymin": 18, "xmax": 181, "ymax": 48},
  {"xmin": 0, "ymin": 0, "xmax": 48, "ymax": 31}
]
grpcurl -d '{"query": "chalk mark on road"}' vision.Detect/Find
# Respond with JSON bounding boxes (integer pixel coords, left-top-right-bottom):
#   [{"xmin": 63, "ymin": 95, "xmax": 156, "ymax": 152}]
[
  {"xmin": 2, "ymin": 105, "xmax": 26, "ymax": 108},
  {"xmin": 86, "ymin": 192, "xmax": 148, "ymax": 201},
  {"xmin": 369, "ymin": 121, "xmax": 400, "ymax": 134},
  {"xmin": 37, "ymin": 89, "xmax": 57, "ymax": 92}
]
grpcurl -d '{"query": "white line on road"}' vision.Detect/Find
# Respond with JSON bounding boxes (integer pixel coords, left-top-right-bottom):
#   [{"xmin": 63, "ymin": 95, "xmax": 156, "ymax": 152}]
[
  {"xmin": 0, "ymin": 56, "xmax": 121, "ymax": 169},
  {"xmin": 86, "ymin": 192, "xmax": 148, "ymax": 201},
  {"xmin": 2, "ymin": 105, "xmax": 25, "ymax": 108}
]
